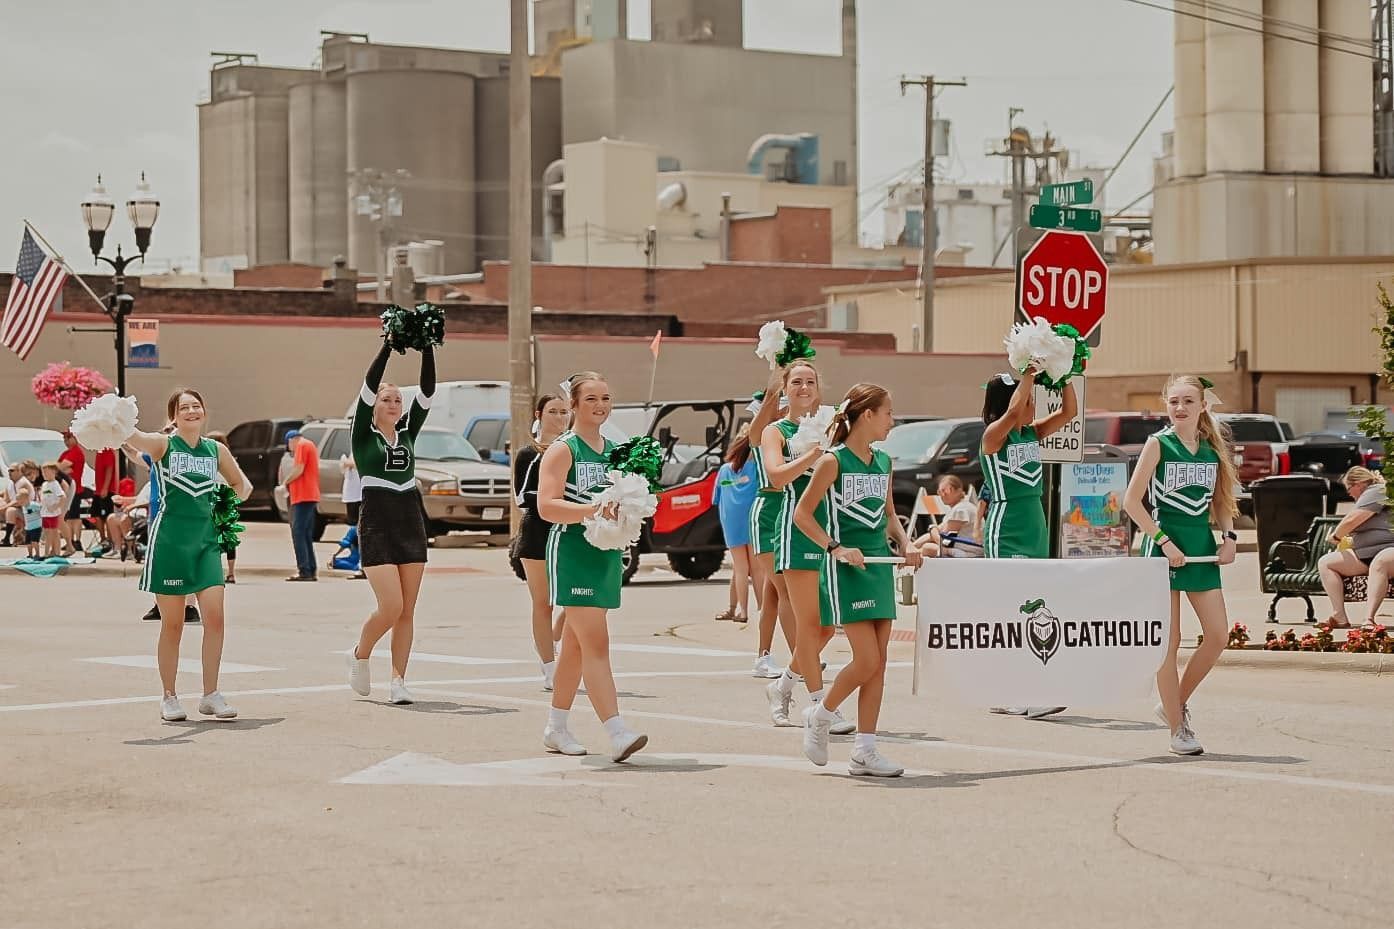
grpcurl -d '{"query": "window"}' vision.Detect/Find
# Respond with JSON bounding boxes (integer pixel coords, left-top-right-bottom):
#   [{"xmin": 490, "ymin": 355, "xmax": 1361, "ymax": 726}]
[
  {"xmin": 241, "ymin": 422, "xmax": 271, "ymax": 449},
  {"xmin": 833, "ymin": 160, "xmax": 848, "ymax": 186},
  {"xmin": 467, "ymin": 419, "xmax": 506, "ymax": 454},
  {"xmin": 299, "ymin": 425, "xmax": 329, "ymax": 450},
  {"xmin": 1084, "ymin": 418, "xmax": 1111, "ymax": 444},
  {"xmin": 272, "ymin": 421, "xmax": 303, "ymax": 445},
  {"xmin": 322, "ymin": 429, "xmax": 351, "ymax": 460},
  {"xmin": 1118, "ymin": 417, "xmax": 1167, "ymax": 446},
  {"xmin": 227, "ymin": 423, "xmax": 255, "ymax": 451},
  {"xmin": 957, "ymin": 188, "xmax": 975, "ymax": 200}
]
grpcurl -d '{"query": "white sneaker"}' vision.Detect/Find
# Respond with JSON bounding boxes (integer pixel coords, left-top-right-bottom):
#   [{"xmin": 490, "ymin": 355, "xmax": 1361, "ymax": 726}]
[
  {"xmin": 542, "ymin": 726, "xmax": 587, "ymax": 756},
  {"xmin": 766, "ymin": 680, "xmax": 795, "ymax": 727},
  {"xmin": 752, "ymin": 653, "xmax": 781, "ymax": 679},
  {"xmin": 1170, "ymin": 724, "xmax": 1204, "ymax": 756},
  {"xmin": 1025, "ymin": 706, "xmax": 1068, "ymax": 719},
  {"xmin": 160, "ymin": 696, "xmax": 186, "ymax": 722},
  {"xmin": 542, "ymin": 661, "xmax": 556, "ymax": 692},
  {"xmin": 389, "ymin": 677, "xmax": 415, "ymax": 705},
  {"xmin": 802, "ymin": 706, "xmax": 831, "ymax": 766},
  {"xmin": 990, "ymin": 707, "xmax": 1028, "ymax": 715},
  {"xmin": 347, "ymin": 647, "xmax": 371, "ymax": 696},
  {"xmin": 828, "ymin": 707, "xmax": 856, "ymax": 736},
  {"xmin": 849, "ymin": 749, "xmax": 904, "ymax": 777},
  {"xmin": 197, "ymin": 691, "xmax": 237, "ymax": 719},
  {"xmin": 609, "ymin": 728, "xmax": 648, "ymax": 762}
]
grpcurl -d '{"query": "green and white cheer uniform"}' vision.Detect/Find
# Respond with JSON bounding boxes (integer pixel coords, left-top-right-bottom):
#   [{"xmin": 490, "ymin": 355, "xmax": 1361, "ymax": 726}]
[
  {"xmin": 819, "ymin": 445, "xmax": 896, "ymax": 626},
  {"xmin": 980, "ymin": 425, "xmax": 1048, "ymax": 559},
  {"xmin": 748, "ymin": 431, "xmax": 783, "ymax": 557},
  {"xmin": 775, "ymin": 418, "xmax": 829, "ymax": 573},
  {"xmin": 546, "ymin": 432, "xmax": 622, "ymax": 609},
  {"xmin": 140, "ymin": 434, "xmax": 224, "ymax": 596},
  {"xmin": 1140, "ymin": 427, "xmax": 1222, "ymax": 592}
]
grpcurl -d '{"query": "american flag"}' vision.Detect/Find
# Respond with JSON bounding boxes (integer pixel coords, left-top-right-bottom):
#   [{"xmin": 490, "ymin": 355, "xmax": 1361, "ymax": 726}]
[{"xmin": 2, "ymin": 229, "xmax": 67, "ymax": 361}]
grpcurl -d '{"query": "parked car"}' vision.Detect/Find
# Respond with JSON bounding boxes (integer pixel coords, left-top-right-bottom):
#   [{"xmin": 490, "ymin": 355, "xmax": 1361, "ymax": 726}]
[
  {"xmin": 1293, "ymin": 431, "xmax": 1373, "ymax": 508},
  {"xmin": 463, "ymin": 413, "xmax": 511, "ymax": 464},
  {"xmin": 0, "ymin": 427, "xmax": 66, "ymax": 474},
  {"xmin": 226, "ymin": 418, "xmax": 303, "ymax": 514},
  {"xmin": 1083, "ymin": 411, "xmax": 1169, "ymax": 456},
  {"xmin": 272, "ymin": 421, "xmax": 513, "ymax": 542},
  {"xmin": 1215, "ymin": 413, "xmax": 1292, "ymax": 515},
  {"xmin": 882, "ymin": 417, "xmax": 986, "ymax": 529}
]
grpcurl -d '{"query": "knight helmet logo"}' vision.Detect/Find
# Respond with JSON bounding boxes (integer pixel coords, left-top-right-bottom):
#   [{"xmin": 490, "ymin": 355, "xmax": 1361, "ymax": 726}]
[{"xmin": 1021, "ymin": 598, "xmax": 1062, "ymax": 667}]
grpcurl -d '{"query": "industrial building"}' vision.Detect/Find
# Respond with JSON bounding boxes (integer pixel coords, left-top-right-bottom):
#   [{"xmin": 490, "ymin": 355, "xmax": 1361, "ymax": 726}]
[
  {"xmin": 1153, "ymin": 0, "xmax": 1394, "ymax": 263},
  {"xmin": 198, "ymin": 1, "xmax": 858, "ymax": 278}
]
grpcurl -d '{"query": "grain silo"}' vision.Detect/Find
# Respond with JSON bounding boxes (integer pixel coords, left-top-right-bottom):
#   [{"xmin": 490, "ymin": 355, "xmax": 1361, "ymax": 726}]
[{"xmin": 288, "ymin": 79, "xmax": 348, "ymax": 267}]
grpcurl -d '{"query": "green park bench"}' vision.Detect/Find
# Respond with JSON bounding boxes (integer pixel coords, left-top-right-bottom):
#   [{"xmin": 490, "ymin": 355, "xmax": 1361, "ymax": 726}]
[{"xmin": 1263, "ymin": 514, "xmax": 1394, "ymax": 622}]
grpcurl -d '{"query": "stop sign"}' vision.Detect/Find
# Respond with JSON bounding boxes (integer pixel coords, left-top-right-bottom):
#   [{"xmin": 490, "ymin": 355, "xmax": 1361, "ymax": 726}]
[{"xmin": 1016, "ymin": 231, "xmax": 1109, "ymax": 338}]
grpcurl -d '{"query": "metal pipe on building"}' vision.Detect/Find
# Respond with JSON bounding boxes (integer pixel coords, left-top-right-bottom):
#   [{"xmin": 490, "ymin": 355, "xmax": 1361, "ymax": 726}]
[
  {"xmin": 1173, "ymin": 6, "xmax": 1208, "ymax": 177},
  {"xmin": 1319, "ymin": 0, "xmax": 1375, "ymax": 175},
  {"xmin": 718, "ymin": 192, "xmax": 731, "ymax": 261},
  {"xmin": 1205, "ymin": 0, "xmax": 1265, "ymax": 173},
  {"xmin": 1263, "ymin": 0, "xmax": 1320, "ymax": 173},
  {"xmin": 507, "ymin": 0, "xmax": 535, "ymax": 532}
]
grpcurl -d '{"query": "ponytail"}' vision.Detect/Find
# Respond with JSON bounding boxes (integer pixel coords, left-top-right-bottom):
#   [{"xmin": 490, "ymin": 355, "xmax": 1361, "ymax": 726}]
[{"xmin": 828, "ymin": 383, "xmax": 890, "ymax": 447}]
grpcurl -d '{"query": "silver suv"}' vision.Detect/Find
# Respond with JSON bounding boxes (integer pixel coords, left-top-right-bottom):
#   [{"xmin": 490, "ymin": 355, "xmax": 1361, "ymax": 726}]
[{"xmin": 273, "ymin": 420, "xmax": 512, "ymax": 541}]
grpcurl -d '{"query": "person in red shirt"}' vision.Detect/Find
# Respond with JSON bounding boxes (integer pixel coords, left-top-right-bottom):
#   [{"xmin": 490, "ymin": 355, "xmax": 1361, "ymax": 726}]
[
  {"xmin": 91, "ymin": 446, "xmax": 118, "ymax": 549},
  {"xmin": 280, "ymin": 430, "xmax": 321, "ymax": 581},
  {"xmin": 58, "ymin": 432, "xmax": 87, "ymax": 555}
]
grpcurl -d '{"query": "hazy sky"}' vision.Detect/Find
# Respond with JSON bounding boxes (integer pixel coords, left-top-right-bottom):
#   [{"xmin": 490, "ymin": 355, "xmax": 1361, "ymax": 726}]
[{"xmin": 0, "ymin": 0, "xmax": 1171, "ymax": 274}]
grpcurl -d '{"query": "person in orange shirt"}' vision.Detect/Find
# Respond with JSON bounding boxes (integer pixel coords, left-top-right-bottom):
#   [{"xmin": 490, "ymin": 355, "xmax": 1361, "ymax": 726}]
[{"xmin": 280, "ymin": 430, "xmax": 321, "ymax": 581}]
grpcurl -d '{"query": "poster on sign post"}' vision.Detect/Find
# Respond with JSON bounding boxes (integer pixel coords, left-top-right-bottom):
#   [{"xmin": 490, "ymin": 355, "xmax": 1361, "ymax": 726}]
[
  {"xmin": 1059, "ymin": 460, "xmax": 1132, "ymax": 558},
  {"xmin": 126, "ymin": 319, "xmax": 159, "ymax": 368},
  {"xmin": 914, "ymin": 557, "xmax": 1170, "ymax": 707}
]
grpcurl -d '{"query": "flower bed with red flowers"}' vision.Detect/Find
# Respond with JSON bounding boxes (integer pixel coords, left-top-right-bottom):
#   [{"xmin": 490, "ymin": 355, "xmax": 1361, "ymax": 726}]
[{"xmin": 1264, "ymin": 622, "xmax": 1393, "ymax": 654}]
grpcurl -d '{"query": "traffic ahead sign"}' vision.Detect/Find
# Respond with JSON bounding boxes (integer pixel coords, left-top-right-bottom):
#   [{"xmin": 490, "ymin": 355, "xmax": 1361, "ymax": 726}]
[{"xmin": 1016, "ymin": 230, "xmax": 1109, "ymax": 338}]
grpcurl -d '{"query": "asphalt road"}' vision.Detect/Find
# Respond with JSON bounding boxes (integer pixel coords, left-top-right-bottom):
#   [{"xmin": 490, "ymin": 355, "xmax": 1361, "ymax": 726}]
[{"xmin": 1, "ymin": 531, "xmax": 1391, "ymax": 929}]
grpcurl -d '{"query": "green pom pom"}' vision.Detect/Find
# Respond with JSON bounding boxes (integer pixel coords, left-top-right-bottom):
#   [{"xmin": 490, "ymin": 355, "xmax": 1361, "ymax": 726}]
[
  {"xmin": 212, "ymin": 485, "xmax": 245, "ymax": 554},
  {"xmin": 608, "ymin": 436, "xmax": 664, "ymax": 492},
  {"xmin": 774, "ymin": 328, "xmax": 816, "ymax": 368},
  {"xmin": 380, "ymin": 303, "xmax": 445, "ymax": 354},
  {"xmin": 1036, "ymin": 323, "xmax": 1090, "ymax": 391}
]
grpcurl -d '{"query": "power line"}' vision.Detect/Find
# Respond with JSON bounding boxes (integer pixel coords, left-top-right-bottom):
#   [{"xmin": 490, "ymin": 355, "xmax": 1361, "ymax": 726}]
[
  {"xmin": 1118, "ymin": 0, "xmax": 1378, "ymax": 61},
  {"xmin": 1174, "ymin": 0, "xmax": 1370, "ymax": 47}
]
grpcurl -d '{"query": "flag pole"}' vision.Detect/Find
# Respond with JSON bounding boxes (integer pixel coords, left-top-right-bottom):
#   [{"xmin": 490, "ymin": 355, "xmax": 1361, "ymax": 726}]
[
  {"xmin": 645, "ymin": 330, "xmax": 661, "ymax": 411},
  {"xmin": 23, "ymin": 220, "xmax": 109, "ymax": 315}
]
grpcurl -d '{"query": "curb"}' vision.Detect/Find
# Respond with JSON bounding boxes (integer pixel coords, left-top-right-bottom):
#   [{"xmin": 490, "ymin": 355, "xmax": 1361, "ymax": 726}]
[
  {"xmin": 43, "ymin": 561, "xmax": 502, "ymax": 581},
  {"xmin": 1199, "ymin": 648, "xmax": 1394, "ymax": 674}
]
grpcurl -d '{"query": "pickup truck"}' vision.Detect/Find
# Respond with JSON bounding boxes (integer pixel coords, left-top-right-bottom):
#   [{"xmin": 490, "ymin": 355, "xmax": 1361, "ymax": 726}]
[
  {"xmin": 1290, "ymin": 431, "xmax": 1367, "ymax": 507},
  {"xmin": 226, "ymin": 418, "xmax": 304, "ymax": 514},
  {"xmin": 1218, "ymin": 415, "xmax": 1292, "ymax": 512}
]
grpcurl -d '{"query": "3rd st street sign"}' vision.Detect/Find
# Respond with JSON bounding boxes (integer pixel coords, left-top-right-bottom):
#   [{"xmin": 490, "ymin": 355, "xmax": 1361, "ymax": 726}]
[{"xmin": 1016, "ymin": 230, "xmax": 1109, "ymax": 339}]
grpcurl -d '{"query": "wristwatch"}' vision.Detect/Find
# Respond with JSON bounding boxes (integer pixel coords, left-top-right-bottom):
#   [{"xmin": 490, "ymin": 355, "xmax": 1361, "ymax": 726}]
[
  {"xmin": 1222, "ymin": 530, "xmax": 1238, "ymax": 542},
  {"xmin": 826, "ymin": 540, "xmax": 842, "ymax": 553}
]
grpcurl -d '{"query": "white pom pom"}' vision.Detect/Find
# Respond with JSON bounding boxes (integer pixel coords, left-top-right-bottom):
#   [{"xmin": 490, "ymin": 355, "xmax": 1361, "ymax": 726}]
[
  {"xmin": 1004, "ymin": 316, "xmax": 1074, "ymax": 382},
  {"xmin": 787, "ymin": 405, "xmax": 836, "ymax": 457},
  {"xmin": 581, "ymin": 470, "xmax": 659, "ymax": 550},
  {"xmin": 69, "ymin": 393, "xmax": 139, "ymax": 451},
  {"xmin": 755, "ymin": 320, "xmax": 788, "ymax": 368}
]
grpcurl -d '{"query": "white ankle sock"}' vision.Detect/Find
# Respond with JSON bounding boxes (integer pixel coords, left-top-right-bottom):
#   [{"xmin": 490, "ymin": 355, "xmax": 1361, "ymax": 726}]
[
  {"xmin": 814, "ymin": 702, "xmax": 838, "ymax": 723},
  {"xmin": 542, "ymin": 659, "xmax": 556, "ymax": 675},
  {"xmin": 602, "ymin": 715, "xmax": 627, "ymax": 738},
  {"xmin": 548, "ymin": 707, "xmax": 569, "ymax": 729},
  {"xmin": 777, "ymin": 668, "xmax": 797, "ymax": 695},
  {"xmin": 854, "ymin": 733, "xmax": 876, "ymax": 755},
  {"xmin": 809, "ymin": 688, "xmax": 826, "ymax": 704}
]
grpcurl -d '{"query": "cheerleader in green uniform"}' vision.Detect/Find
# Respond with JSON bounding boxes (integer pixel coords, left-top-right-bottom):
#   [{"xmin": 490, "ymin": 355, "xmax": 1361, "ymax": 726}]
[
  {"xmin": 127, "ymin": 389, "xmax": 252, "ymax": 723},
  {"xmin": 745, "ymin": 365, "xmax": 796, "ymax": 679},
  {"xmin": 759, "ymin": 363, "xmax": 852, "ymax": 734},
  {"xmin": 535, "ymin": 372, "xmax": 648, "ymax": 762},
  {"xmin": 795, "ymin": 384, "xmax": 921, "ymax": 776},
  {"xmin": 980, "ymin": 368, "xmax": 1076, "ymax": 720},
  {"xmin": 1123, "ymin": 375, "xmax": 1238, "ymax": 756}
]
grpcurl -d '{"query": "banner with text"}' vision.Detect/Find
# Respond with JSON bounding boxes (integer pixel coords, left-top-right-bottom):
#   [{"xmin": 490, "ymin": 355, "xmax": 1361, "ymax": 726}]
[
  {"xmin": 126, "ymin": 318, "xmax": 159, "ymax": 369},
  {"xmin": 915, "ymin": 557, "xmax": 1170, "ymax": 706}
]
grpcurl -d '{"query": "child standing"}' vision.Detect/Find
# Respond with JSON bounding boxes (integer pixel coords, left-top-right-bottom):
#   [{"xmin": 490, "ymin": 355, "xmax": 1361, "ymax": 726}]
[
  {"xmin": 16, "ymin": 461, "xmax": 41, "ymax": 558},
  {"xmin": 37, "ymin": 462, "xmax": 69, "ymax": 558},
  {"xmin": 712, "ymin": 425, "xmax": 759, "ymax": 625}
]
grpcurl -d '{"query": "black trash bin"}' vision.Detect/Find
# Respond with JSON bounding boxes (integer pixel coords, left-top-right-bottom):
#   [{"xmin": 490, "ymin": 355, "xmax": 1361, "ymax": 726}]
[{"xmin": 1251, "ymin": 474, "xmax": 1329, "ymax": 593}]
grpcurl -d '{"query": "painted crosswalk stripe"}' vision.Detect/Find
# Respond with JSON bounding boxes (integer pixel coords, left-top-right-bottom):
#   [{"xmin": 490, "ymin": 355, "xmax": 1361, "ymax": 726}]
[
  {"xmin": 610, "ymin": 644, "xmax": 749, "ymax": 658},
  {"xmin": 331, "ymin": 650, "xmax": 524, "ymax": 666},
  {"xmin": 79, "ymin": 656, "xmax": 281, "ymax": 674}
]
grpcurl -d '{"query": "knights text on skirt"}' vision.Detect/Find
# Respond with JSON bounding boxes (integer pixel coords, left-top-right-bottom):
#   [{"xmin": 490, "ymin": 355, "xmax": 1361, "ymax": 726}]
[{"xmin": 359, "ymin": 486, "xmax": 429, "ymax": 566}]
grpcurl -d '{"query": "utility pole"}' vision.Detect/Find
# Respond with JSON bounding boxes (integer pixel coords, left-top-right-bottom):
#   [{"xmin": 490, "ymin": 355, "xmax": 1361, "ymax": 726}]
[
  {"xmin": 507, "ymin": 0, "xmax": 535, "ymax": 533},
  {"xmin": 899, "ymin": 75, "xmax": 965, "ymax": 353}
]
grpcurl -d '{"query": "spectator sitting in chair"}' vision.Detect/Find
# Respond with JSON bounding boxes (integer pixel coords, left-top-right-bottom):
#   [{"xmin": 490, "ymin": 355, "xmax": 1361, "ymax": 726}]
[
  {"xmin": 1318, "ymin": 466, "xmax": 1394, "ymax": 628},
  {"xmin": 0, "ymin": 462, "xmax": 18, "ymax": 546},
  {"xmin": 106, "ymin": 477, "xmax": 148, "ymax": 563},
  {"xmin": 914, "ymin": 474, "xmax": 983, "ymax": 559}
]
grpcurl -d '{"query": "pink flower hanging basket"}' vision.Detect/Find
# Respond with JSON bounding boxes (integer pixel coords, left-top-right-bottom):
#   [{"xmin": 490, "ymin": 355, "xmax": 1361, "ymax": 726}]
[{"xmin": 30, "ymin": 362, "xmax": 112, "ymax": 411}]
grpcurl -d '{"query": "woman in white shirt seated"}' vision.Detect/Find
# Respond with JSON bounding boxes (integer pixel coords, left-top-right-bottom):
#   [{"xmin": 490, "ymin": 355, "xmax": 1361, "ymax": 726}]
[{"xmin": 915, "ymin": 475, "xmax": 983, "ymax": 558}]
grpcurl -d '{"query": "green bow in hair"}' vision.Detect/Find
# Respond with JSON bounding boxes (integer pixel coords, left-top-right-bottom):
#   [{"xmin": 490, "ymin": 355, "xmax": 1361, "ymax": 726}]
[
  {"xmin": 1198, "ymin": 376, "xmax": 1215, "ymax": 389},
  {"xmin": 1020, "ymin": 598, "xmax": 1046, "ymax": 614}
]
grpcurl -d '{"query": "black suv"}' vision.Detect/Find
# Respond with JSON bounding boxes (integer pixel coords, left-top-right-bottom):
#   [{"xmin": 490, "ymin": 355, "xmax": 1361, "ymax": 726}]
[{"xmin": 882, "ymin": 417, "xmax": 985, "ymax": 528}]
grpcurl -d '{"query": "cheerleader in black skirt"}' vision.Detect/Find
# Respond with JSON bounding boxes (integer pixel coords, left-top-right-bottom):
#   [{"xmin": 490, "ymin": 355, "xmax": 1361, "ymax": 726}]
[
  {"xmin": 513, "ymin": 392, "xmax": 572, "ymax": 690},
  {"xmin": 345, "ymin": 340, "xmax": 435, "ymax": 706}
]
